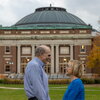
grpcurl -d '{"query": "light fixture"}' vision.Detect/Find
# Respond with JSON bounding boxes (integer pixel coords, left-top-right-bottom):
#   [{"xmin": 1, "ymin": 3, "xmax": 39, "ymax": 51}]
[
  {"xmin": 6, "ymin": 61, "xmax": 13, "ymax": 64},
  {"xmin": 63, "ymin": 58, "xmax": 67, "ymax": 62},
  {"xmin": 27, "ymin": 58, "xmax": 30, "ymax": 62},
  {"xmin": 82, "ymin": 45, "xmax": 85, "ymax": 49}
]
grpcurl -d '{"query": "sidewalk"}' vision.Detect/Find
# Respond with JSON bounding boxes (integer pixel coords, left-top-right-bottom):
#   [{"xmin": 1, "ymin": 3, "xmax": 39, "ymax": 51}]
[
  {"xmin": 0, "ymin": 86, "xmax": 23, "ymax": 90},
  {"xmin": 85, "ymin": 84, "xmax": 100, "ymax": 87}
]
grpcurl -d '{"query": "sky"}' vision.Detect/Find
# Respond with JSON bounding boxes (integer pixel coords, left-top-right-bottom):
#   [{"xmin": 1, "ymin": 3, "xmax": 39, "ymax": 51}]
[{"xmin": 0, "ymin": 0, "xmax": 100, "ymax": 31}]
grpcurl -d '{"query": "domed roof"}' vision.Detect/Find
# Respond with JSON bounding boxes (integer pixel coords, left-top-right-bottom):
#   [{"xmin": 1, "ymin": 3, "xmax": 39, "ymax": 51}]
[{"xmin": 14, "ymin": 6, "xmax": 90, "ymax": 29}]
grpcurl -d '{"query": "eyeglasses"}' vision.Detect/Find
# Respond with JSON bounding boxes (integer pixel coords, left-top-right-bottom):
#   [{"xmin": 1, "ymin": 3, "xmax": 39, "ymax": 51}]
[{"xmin": 48, "ymin": 54, "xmax": 51, "ymax": 57}]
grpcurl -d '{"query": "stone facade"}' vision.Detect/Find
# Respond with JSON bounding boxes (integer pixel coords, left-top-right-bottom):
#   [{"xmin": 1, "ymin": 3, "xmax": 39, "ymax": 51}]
[{"xmin": 0, "ymin": 29, "xmax": 92, "ymax": 75}]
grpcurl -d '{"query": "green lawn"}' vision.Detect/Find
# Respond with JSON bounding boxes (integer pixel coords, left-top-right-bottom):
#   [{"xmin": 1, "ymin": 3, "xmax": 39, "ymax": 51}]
[{"xmin": 0, "ymin": 84, "xmax": 100, "ymax": 100}]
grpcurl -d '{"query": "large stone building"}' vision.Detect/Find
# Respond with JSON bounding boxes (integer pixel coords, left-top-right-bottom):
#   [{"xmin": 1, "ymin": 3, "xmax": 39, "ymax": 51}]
[{"xmin": 0, "ymin": 6, "xmax": 93, "ymax": 75}]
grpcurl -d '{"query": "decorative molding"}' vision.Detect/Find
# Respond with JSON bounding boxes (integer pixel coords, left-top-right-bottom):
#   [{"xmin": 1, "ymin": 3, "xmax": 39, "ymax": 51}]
[
  {"xmin": 78, "ymin": 55, "xmax": 87, "ymax": 57},
  {"xmin": 59, "ymin": 31, "xmax": 69, "ymax": 33},
  {"xmin": 40, "ymin": 31, "xmax": 50, "ymax": 33},
  {"xmin": 21, "ymin": 31, "xmax": 31, "ymax": 34},
  {"xmin": 3, "ymin": 55, "xmax": 12, "ymax": 57},
  {"xmin": 0, "ymin": 39, "xmax": 92, "ymax": 46},
  {"xmin": 0, "ymin": 34, "xmax": 93, "ymax": 40}
]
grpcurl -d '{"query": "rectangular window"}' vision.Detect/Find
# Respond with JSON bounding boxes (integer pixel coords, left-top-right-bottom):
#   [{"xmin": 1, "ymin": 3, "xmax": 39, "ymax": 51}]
[
  {"xmin": 5, "ymin": 65, "xmax": 11, "ymax": 73},
  {"xmin": 40, "ymin": 31, "xmax": 50, "ymax": 34},
  {"xmin": 59, "ymin": 57, "xmax": 69, "ymax": 63},
  {"xmin": 60, "ymin": 47, "xmax": 69, "ymax": 54},
  {"xmin": 22, "ymin": 47, "xmax": 31, "ymax": 54},
  {"xmin": 60, "ymin": 31, "xmax": 69, "ymax": 34},
  {"xmin": 79, "ymin": 30, "xmax": 87, "ymax": 33},
  {"xmin": 5, "ymin": 46, "xmax": 11, "ymax": 54},
  {"xmin": 4, "ymin": 31, "xmax": 11, "ymax": 34},
  {"xmin": 21, "ymin": 31, "xmax": 31, "ymax": 34},
  {"xmin": 80, "ymin": 45, "xmax": 86, "ymax": 53}
]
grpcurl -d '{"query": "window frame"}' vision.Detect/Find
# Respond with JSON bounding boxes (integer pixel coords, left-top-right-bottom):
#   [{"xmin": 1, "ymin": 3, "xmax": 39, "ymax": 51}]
[{"xmin": 5, "ymin": 46, "xmax": 11, "ymax": 54}]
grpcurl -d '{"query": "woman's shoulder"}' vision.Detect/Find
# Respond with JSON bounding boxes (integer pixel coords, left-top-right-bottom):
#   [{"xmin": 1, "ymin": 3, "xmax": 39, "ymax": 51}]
[
  {"xmin": 70, "ymin": 78, "xmax": 84, "ymax": 89},
  {"xmin": 72, "ymin": 78, "xmax": 83, "ymax": 85}
]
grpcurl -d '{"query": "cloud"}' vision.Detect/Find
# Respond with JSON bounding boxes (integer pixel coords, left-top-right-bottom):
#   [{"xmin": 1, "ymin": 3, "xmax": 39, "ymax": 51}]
[
  {"xmin": 66, "ymin": 0, "xmax": 100, "ymax": 15},
  {"xmin": 65, "ymin": 0, "xmax": 100, "ymax": 30},
  {"xmin": 75, "ymin": 10, "xmax": 99, "ymax": 29}
]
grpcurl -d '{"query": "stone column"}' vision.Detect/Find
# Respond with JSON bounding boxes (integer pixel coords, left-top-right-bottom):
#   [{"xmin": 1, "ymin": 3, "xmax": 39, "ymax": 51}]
[
  {"xmin": 17, "ymin": 45, "xmax": 21, "ymax": 73},
  {"xmin": 82, "ymin": 64, "xmax": 85, "ymax": 75},
  {"xmin": 56, "ymin": 45, "xmax": 59, "ymax": 73},
  {"xmin": 32, "ymin": 45, "xmax": 35, "ymax": 59},
  {"xmin": 51, "ymin": 45, "xmax": 54, "ymax": 74},
  {"xmin": 70, "ymin": 44, "xmax": 73, "ymax": 60}
]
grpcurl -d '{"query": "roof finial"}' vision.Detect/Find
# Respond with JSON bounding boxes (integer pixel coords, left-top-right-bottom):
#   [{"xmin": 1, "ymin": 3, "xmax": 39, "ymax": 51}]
[{"xmin": 50, "ymin": 4, "xmax": 52, "ymax": 7}]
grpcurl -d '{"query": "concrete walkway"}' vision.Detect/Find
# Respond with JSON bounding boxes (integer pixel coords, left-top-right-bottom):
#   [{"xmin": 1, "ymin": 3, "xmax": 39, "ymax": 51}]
[
  {"xmin": 0, "ymin": 86, "xmax": 100, "ymax": 91},
  {"xmin": 0, "ymin": 86, "xmax": 23, "ymax": 90}
]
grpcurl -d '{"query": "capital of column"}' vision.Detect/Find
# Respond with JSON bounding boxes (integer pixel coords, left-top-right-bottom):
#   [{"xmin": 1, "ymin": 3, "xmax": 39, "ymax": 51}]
[
  {"xmin": 55, "ymin": 44, "xmax": 59, "ymax": 47},
  {"xmin": 17, "ymin": 44, "xmax": 21, "ymax": 47}
]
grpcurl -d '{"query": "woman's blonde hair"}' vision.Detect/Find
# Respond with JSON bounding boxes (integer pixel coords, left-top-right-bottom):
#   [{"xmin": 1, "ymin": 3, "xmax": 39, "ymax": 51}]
[{"xmin": 68, "ymin": 60, "xmax": 83, "ymax": 78}]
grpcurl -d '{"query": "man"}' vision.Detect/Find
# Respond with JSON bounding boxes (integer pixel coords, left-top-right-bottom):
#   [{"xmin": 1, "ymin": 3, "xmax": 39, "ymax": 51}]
[{"xmin": 24, "ymin": 45, "xmax": 51, "ymax": 100}]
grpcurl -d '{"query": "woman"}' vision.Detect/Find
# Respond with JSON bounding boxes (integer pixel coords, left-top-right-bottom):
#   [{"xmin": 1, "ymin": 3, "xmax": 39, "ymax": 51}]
[{"xmin": 63, "ymin": 60, "xmax": 84, "ymax": 100}]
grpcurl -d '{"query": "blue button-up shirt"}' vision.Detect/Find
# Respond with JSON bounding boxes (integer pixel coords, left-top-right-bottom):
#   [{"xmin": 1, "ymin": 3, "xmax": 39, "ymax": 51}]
[{"xmin": 24, "ymin": 57, "xmax": 50, "ymax": 100}]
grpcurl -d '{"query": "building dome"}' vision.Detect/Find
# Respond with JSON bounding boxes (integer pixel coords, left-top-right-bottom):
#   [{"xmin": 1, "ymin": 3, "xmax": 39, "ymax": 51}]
[{"xmin": 14, "ymin": 7, "xmax": 90, "ymax": 28}]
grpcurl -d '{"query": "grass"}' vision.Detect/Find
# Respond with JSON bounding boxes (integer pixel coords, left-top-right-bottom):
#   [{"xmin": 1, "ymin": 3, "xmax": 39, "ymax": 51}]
[{"xmin": 0, "ymin": 84, "xmax": 100, "ymax": 100}]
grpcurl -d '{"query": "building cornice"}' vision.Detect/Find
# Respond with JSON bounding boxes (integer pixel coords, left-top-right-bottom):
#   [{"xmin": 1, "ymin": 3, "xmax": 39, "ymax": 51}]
[
  {"xmin": 0, "ymin": 25, "xmax": 92, "ymax": 30},
  {"xmin": 0, "ymin": 34, "xmax": 93, "ymax": 40}
]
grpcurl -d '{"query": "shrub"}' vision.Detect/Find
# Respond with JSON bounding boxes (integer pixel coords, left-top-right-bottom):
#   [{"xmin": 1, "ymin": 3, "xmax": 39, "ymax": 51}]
[
  {"xmin": 81, "ymin": 78, "xmax": 95, "ymax": 84},
  {"xmin": 49, "ymin": 79, "xmax": 70, "ymax": 84},
  {"xmin": 94, "ymin": 78, "xmax": 100, "ymax": 84},
  {"xmin": 0, "ymin": 77, "xmax": 100, "ymax": 84},
  {"xmin": 0, "ymin": 78, "xmax": 23, "ymax": 84},
  {"xmin": 0, "ymin": 79, "xmax": 4, "ymax": 84}
]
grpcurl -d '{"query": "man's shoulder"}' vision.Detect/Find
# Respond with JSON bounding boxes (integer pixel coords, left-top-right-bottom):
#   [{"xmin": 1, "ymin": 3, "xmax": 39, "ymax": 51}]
[
  {"xmin": 28, "ymin": 59, "xmax": 39, "ymax": 67},
  {"xmin": 25, "ymin": 60, "xmax": 40, "ymax": 73}
]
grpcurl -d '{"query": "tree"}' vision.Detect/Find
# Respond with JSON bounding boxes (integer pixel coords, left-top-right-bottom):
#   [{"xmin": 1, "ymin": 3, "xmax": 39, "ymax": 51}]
[{"xmin": 87, "ymin": 35, "xmax": 100, "ymax": 68}]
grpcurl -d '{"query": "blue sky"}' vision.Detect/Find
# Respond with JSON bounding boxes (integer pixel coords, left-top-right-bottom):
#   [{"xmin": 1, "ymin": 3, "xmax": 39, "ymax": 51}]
[{"xmin": 0, "ymin": 0, "xmax": 100, "ymax": 30}]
